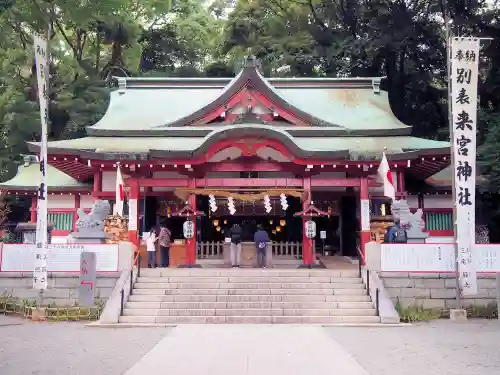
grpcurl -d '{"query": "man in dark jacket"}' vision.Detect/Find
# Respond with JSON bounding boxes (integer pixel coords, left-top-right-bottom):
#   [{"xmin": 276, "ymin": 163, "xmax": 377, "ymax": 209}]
[
  {"xmin": 385, "ymin": 219, "xmax": 408, "ymax": 243},
  {"xmin": 254, "ymin": 224, "xmax": 270, "ymax": 268},
  {"xmin": 229, "ymin": 223, "xmax": 242, "ymax": 267}
]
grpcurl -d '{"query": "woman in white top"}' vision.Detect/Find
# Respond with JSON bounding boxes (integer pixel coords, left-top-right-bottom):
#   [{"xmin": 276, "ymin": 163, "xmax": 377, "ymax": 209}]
[{"xmin": 146, "ymin": 229, "xmax": 158, "ymax": 268}]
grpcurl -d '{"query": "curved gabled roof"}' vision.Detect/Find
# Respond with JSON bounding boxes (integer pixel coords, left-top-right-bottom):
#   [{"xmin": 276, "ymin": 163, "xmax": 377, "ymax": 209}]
[
  {"xmin": 153, "ymin": 57, "xmax": 343, "ymax": 128},
  {"xmin": 85, "ymin": 56, "xmax": 412, "ymax": 136},
  {"xmin": 28, "ymin": 125, "xmax": 449, "ymax": 162},
  {"xmin": 0, "ymin": 161, "xmax": 90, "ymax": 191}
]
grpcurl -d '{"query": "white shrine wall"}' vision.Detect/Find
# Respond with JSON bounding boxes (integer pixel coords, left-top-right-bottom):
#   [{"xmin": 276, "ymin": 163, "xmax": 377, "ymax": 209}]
[
  {"xmin": 151, "ymin": 171, "xmax": 186, "ymax": 192},
  {"xmin": 47, "ymin": 195, "xmax": 75, "ymax": 209},
  {"xmin": 101, "ymin": 171, "xmax": 116, "ymax": 192},
  {"xmin": 80, "ymin": 194, "xmax": 95, "ymax": 209},
  {"xmin": 312, "ymin": 172, "xmax": 347, "ymax": 192},
  {"xmin": 406, "ymin": 195, "xmax": 419, "ymax": 209},
  {"xmin": 423, "ymin": 195, "xmax": 453, "ymax": 209}
]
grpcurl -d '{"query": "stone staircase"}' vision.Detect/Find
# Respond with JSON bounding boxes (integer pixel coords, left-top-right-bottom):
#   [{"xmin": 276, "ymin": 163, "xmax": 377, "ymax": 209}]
[{"xmin": 119, "ymin": 268, "xmax": 380, "ymax": 324}]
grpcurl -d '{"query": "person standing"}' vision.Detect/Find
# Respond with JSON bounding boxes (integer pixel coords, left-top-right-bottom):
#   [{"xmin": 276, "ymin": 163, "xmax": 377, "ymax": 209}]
[
  {"xmin": 146, "ymin": 228, "xmax": 158, "ymax": 268},
  {"xmin": 254, "ymin": 224, "xmax": 270, "ymax": 268},
  {"xmin": 229, "ymin": 223, "xmax": 242, "ymax": 268},
  {"xmin": 385, "ymin": 219, "xmax": 408, "ymax": 243},
  {"xmin": 158, "ymin": 222, "xmax": 172, "ymax": 267}
]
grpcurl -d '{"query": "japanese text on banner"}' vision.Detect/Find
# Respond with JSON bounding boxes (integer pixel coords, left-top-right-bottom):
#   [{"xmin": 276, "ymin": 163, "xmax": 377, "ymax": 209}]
[
  {"xmin": 451, "ymin": 37, "xmax": 479, "ymax": 296},
  {"xmin": 33, "ymin": 33, "xmax": 49, "ymax": 291}
]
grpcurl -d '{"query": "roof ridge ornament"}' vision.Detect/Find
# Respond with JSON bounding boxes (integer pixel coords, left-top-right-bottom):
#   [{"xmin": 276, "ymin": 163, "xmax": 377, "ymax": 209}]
[{"xmin": 241, "ymin": 55, "xmax": 263, "ymax": 74}]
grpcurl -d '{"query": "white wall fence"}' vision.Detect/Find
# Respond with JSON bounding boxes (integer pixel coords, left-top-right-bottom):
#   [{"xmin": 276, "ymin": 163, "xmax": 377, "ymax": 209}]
[
  {"xmin": 0, "ymin": 243, "xmax": 121, "ymax": 273},
  {"xmin": 380, "ymin": 243, "xmax": 500, "ymax": 273}
]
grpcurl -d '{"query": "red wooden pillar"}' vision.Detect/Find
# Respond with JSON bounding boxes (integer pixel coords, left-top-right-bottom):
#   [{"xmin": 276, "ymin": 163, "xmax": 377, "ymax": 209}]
[
  {"xmin": 73, "ymin": 193, "xmax": 81, "ymax": 231},
  {"xmin": 186, "ymin": 178, "xmax": 197, "ymax": 266},
  {"xmin": 396, "ymin": 169, "xmax": 405, "ymax": 197},
  {"xmin": 30, "ymin": 197, "xmax": 37, "ymax": 223},
  {"xmin": 93, "ymin": 171, "xmax": 102, "ymax": 201},
  {"xmin": 302, "ymin": 177, "xmax": 313, "ymax": 266},
  {"xmin": 359, "ymin": 176, "xmax": 370, "ymax": 265},
  {"xmin": 127, "ymin": 179, "xmax": 140, "ymax": 247}
]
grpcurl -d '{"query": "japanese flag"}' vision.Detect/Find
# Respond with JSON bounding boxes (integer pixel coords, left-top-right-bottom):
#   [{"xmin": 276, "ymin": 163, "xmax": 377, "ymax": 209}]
[
  {"xmin": 114, "ymin": 164, "xmax": 125, "ymax": 216},
  {"xmin": 377, "ymin": 152, "xmax": 395, "ymax": 201}
]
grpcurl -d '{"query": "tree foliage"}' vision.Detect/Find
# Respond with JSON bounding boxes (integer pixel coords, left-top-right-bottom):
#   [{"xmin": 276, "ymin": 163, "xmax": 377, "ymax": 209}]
[{"xmin": 1, "ymin": 0, "xmax": 500, "ymax": 223}]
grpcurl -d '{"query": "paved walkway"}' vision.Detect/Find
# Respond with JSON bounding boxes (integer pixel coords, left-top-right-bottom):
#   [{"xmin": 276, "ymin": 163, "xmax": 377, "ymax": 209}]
[
  {"xmin": 124, "ymin": 325, "xmax": 370, "ymax": 375},
  {"xmin": 1, "ymin": 315, "xmax": 499, "ymax": 375}
]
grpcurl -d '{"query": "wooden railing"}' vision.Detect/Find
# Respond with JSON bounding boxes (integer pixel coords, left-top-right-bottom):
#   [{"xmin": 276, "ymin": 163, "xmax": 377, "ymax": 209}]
[
  {"xmin": 271, "ymin": 242, "xmax": 302, "ymax": 259},
  {"xmin": 197, "ymin": 241, "xmax": 224, "ymax": 258},
  {"xmin": 196, "ymin": 241, "xmax": 303, "ymax": 259}
]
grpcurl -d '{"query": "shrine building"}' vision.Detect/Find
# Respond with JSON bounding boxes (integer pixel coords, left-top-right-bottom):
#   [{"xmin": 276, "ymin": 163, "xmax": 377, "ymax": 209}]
[{"xmin": 0, "ymin": 56, "xmax": 453, "ymax": 266}]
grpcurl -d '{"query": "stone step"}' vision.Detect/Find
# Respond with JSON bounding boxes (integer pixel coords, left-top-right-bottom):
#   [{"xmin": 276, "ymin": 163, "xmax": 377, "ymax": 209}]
[
  {"xmin": 132, "ymin": 288, "xmax": 367, "ymax": 295},
  {"xmin": 122, "ymin": 308, "xmax": 376, "ymax": 317},
  {"xmin": 125, "ymin": 301, "xmax": 374, "ymax": 310},
  {"xmin": 133, "ymin": 282, "xmax": 365, "ymax": 290},
  {"xmin": 136, "ymin": 276, "xmax": 362, "ymax": 284},
  {"xmin": 128, "ymin": 294, "xmax": 372, "ymax": 303},
  {"xmin": 118, "ymin": 315, "xmax": 381, "ymax": 324},
  {"xmin": 138, "ymin": 269, "xmax": 360, "ymax": 278}
]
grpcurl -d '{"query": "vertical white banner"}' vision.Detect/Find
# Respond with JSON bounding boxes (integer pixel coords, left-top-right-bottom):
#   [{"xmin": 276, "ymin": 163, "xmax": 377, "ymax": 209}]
[
  {"xmin": 128, "ymin": 198, "xmax": 138, "ymax": 230},
  {"xmin": 33, "ymin": 33, "xmax": 49, "ymax": 291},
  {"xmin": 360, "ymin": 199, "xmax": 370, "ymax": 231},
  {"xmin": 451, "ymin": 37, "xmax": 480, "ymax": 296}
]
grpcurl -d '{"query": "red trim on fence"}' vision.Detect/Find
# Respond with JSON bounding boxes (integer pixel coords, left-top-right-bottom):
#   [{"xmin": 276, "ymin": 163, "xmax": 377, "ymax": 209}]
[
  {"xmin": 423, "ymin": 208, "xmax": 453, "ymax": 213},
  {"xmin": 381, "ymin": 270, "xmax": 498, "ymax": 274},
  {"xmin": 426, "ymin": 230, "xmax": 454, "ymax": 236},
  {"xmin": 48, "ymin": 208, "xmax": 77, "ymax": 213},
  {"xmin": 52, "ymin": 230, "xmax": 71, "ymax": 236}
]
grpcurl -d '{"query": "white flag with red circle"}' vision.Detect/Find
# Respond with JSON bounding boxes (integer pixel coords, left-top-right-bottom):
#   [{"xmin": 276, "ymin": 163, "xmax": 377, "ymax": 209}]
[
  {"xmin": 377, "ymin": 152, "xmax": 395, "ymax": 201},
  {"xmin": 114, "ymin": 164, "xmax": 125, "ymax": 216}
]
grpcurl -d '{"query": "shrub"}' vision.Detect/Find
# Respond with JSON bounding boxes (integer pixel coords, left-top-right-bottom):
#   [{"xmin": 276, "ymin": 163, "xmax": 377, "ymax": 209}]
[{"xmin": 395, "ymin": 298, "xmax": 442, "ymax": 323}]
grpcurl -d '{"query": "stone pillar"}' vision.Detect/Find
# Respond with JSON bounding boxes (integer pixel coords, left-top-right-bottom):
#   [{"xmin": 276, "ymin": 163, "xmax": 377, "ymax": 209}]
[
  {"xmin": 30, "ymin": 197, "xmax": 37, "ymax": 223},
  {"xmin": 359, "ymin": 176, "xmax": 371, "ymax": 264},
  {"xmin": 127, "ymin": 179, "xmax": 140, "ymax": 247},
  {"xmin": 302, "ymin": 177, "xmax": 313, "ymax": 266}
]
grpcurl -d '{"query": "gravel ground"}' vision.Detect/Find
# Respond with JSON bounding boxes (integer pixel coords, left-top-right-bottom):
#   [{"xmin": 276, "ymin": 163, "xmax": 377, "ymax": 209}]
[
  {"xmin": 327, "ymin": 320, "xmax": 500, "ymax": 375},
  {"xmin": 0, "ymin": 315, "xmax": 170, "ymax": 375}
]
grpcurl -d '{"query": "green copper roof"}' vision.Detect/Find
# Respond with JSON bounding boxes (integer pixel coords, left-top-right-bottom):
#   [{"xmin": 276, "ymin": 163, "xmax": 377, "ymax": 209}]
[
  {"xmin": 278, "ymin": 88, "xmax": 409, "ymax": 131},
  {"xmin": 31, "ymin": 124, "xmax": 449, "ymax": 159},
  {"xmin": 0, "ymin": 162, "xmax": 90, "ymax": 191},
  {"xmin": 86, "ymin": 58, "xmax": 405, "ymax": 134},
  {"xmin": 90, "ymin": 87, "xmax": 223, "ymax": 131}
]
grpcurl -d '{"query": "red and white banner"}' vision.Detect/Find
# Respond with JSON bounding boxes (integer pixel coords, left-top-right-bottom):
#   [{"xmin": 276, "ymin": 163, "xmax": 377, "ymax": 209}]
[
  {"xmin": 114, "ymin": 164, "xmax": 125, "ymax": 216},
  {"xmin": 377, "ymin": 152, "xmax": 395, "ymax": 201}
]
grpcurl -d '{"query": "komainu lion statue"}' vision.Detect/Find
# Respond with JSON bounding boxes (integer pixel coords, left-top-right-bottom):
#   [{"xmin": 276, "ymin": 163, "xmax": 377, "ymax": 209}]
[
  {"xmin": 75, "ymin": 200, "xmax": 111, "ymax": 234},
  {"xmin": 391, "ymin": 200, "xmax": 426, "ymax": 235}
]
